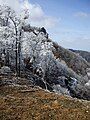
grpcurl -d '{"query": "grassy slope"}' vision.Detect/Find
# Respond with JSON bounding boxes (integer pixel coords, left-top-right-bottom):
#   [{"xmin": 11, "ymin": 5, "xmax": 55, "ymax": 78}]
[{"xmin": 0, "ymin": 84, "xmax": 90, "ymax": 120}]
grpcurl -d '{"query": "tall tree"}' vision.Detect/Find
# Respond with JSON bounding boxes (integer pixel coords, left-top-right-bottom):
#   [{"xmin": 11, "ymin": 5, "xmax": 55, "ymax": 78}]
[{"xmin": 0, "ymin": 5, "xmax": 29, "ymax": 76}]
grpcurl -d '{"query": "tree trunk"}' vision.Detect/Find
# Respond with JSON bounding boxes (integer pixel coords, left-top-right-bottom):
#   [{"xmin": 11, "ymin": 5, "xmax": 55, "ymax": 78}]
[{"xmin": 18, "ymin": 31, "xmax": 22, "ymax": 77}]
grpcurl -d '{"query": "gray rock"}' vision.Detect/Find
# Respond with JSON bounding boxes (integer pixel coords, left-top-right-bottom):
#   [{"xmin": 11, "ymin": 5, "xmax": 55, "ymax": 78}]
[
  {"xmin": 0, "ymin": 66, "xmax": 12, "ymax": 75},
  {"xmin": 53, "ymin": 84, "xmax": 70, "ymax": 95}
]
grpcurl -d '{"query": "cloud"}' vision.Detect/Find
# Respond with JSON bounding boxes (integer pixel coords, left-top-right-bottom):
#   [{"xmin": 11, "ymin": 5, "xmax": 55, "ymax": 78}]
[
  {"xmin": 21, "ymin": 0, "xmax": 44, "ymax": 21},
  {"xmin": 0, "ymin": 0, "xmax": 59, "ymax": 29},
  {"xmin": 31, "ymin": 16, "xmax": 59, "ymax": 29},
  {"xmin": 21, "ymin": 0, "xmax": 59, "ymax": 28},
  {"xmin": 74, "ymin": 12, "xmax": 90, "ymax": 18}
]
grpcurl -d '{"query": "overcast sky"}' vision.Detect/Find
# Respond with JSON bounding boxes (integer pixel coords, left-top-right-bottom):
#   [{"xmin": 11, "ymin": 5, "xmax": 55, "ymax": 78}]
[{"xmin": 0, "ymin": 0, "xmax": 90, "ymax": 51}]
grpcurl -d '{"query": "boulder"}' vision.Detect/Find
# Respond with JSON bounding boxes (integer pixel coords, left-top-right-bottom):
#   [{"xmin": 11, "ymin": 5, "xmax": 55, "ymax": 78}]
[
  {"xmin": 0, "ymin": 66, "xmax": 12, "ymax": 75},
  {"xmin": 53, "ymin": 84, "xmax": 70, "ymax": 95}
]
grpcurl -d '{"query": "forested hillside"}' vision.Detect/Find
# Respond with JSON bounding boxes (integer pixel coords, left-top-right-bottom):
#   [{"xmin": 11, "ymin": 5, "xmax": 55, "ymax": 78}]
[{"xmin": 0, "ymin": 5, "xmax": 90, "ymax": 100}]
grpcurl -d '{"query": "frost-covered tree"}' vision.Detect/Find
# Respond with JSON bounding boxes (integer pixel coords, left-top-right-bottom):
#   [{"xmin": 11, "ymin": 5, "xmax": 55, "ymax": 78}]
[
  {"xmin": 22, "ymin": 31, "xmax": 53, "ymax": 67},
  {"xmin": 0, "ymin": 5, "xmax": 29, "ymax": 76}
]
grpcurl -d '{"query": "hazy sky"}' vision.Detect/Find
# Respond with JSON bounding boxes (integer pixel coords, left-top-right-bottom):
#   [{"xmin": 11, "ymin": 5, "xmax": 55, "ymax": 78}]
[{"xmin": 0, "ymin": 0, "xmax": 90, "ymax": 51}]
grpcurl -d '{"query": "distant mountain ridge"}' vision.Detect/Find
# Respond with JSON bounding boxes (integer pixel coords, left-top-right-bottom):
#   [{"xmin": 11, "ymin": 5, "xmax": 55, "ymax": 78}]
[
  {"xmin": 69, "ymin": 49, "xmax": 90, "ymax": 63},
  {"xmin": 52, "ymin": 42, "xmax": 90, "ymax": 76}
]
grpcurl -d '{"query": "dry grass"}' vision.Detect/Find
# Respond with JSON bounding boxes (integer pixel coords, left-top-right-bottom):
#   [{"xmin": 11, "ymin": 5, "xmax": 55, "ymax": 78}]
[{"xmin": 0, "ymin": 84, "xmax": 90, "ymax": 120}]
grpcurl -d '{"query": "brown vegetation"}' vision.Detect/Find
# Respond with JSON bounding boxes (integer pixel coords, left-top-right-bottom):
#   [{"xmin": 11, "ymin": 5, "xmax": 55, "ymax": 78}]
[{"xmin": 0, "ymin": 80, "xmax": 90, "ymax": 120}]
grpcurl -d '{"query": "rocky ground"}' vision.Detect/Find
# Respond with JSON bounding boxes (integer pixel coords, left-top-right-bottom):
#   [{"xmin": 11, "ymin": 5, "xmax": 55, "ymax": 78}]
[{"xmin": 0, "ymin": 75, "xmax": 90, "ymax": 120}]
